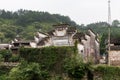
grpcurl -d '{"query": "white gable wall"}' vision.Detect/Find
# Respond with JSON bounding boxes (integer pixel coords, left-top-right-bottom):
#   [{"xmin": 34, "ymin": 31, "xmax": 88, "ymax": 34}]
[
  {"xmin": 88, "ymin": 30, "xmax": 96, "ymax": 37},
  {"xmin": 55, "ymin": 29, "xmax": 66, "ymax": 36},
  {"xmin": 30, "ymin": 42, "xmax": 37, "ymax": 48},
  {"xmin": 37, "ymin": 32, "xmax": 47, "ymax": 38},
  {"xmin": 77, "ymin": 43, "xmax": 84, "ymax": 56},
  {"xmin": 34, "ymin": 36, "xmax": 39, "ymax": 43}
]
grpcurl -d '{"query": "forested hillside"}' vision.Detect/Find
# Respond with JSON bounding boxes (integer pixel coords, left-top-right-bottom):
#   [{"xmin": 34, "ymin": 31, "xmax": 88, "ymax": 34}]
[
  {"xmin": 0, "ymin": 9, "xmax": 79, "ymax": 42},
  {"xmin": 0, "ymin": 9, "xmax": 120, "ymax": 45}
]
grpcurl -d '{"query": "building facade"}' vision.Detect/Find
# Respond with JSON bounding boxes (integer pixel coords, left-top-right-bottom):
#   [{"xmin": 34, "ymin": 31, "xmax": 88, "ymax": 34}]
[
  {"xmin": 34, "ymin": 24, "xmax": 100, "ymax": 63},
  {"xmin": 107, "ymin": 38, "xmax": 120, "ymax": 66},
  {"xmin": 2, "ymin": 24, "xmax": 99, "ymax": 63}
]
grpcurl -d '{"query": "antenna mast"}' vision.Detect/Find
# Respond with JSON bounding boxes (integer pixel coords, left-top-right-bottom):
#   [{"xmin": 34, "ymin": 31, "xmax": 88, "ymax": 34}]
[
  {"xmin": 108, "ymin": 0, "xmax": 111, "ymax": 25},
  {"xmin": 108, "ymin": 0, "xmax": 111, "ymax": 66}
]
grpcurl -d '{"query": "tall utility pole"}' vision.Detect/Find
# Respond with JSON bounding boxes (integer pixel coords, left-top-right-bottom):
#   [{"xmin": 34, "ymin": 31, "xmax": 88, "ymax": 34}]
[{"xmin": 108, "ymin": 0, "xmax": 111, "ymax": 66}]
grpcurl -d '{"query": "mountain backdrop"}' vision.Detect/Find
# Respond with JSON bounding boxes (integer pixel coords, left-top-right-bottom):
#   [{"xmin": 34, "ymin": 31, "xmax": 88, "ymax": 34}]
[{"xmin": 0, "ymin": 9, "xmax": 120, "ymax": 43}]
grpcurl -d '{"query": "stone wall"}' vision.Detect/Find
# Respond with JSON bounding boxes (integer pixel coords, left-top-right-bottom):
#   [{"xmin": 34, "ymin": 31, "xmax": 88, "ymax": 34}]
[{"xmin": 109, "ymin": 50, "xmax": 120, "ymax": 66}]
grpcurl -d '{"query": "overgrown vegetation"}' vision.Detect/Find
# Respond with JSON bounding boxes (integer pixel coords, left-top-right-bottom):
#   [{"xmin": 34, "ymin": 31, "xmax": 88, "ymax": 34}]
[
  {"xmin": 0, "ymin": 9, "xmax": 120, "ymax": 79},
  {"xmin": 0, "ymin": 46, "xmax": 120, "ymax": 80},
  {"xmin": 8, "ymin": 62, "xmax": 49, "ymax": 80},
  {"xmin": 0, "ymin": 50, "xmax": 20, "ymax": 62},
  {"xmin": 0, "ymin": 66, "xmax": 11, "ymax": 79},
  {"xmin": 94, "ymin": 65, "xmax": 120, "ymax": 80},
  {"xmin": 19, "ymin": 46, "xmax": 77, "ymax": 74},
  {"xmin": 0, "ymin": 46, "xmax": 89, "ymax": 80}
]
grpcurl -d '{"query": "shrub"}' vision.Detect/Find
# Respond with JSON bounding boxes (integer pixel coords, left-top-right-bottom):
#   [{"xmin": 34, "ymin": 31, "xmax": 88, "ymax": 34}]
[
  {"xmin": 19, "ymin": 46, "xmax": 76, "ymax": 74},
  {"xmin": 94, "ymin": 65, "xmax": 120, "ymax": 80},
  {"xmin": 9, "ymin": 55, "xmax": 20, "ymax": 62},
  {"xmin": 0, "ymin": 50, "xmax": 12, "ymax": 62},
  {"xmin": 8, "ymin": 62, "xmax": 49, "ymax": 80}
]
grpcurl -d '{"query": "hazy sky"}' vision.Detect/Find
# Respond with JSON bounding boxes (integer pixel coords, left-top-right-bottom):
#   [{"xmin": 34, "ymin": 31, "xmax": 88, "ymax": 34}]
[{"xmin": 0, "ymin": 0, "xmax": 119, "ymax": 25}]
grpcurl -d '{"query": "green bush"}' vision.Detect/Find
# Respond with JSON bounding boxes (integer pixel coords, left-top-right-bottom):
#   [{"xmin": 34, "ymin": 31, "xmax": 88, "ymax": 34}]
[
  {"xmin": 0, "ymin": 54, "xmax": 4, "ymax": 62},
  {"xmin": 0, "ymin": 50, "xmax": 12, "ymax": 62},
  {"xmin": 9, "ymin": 55, "xmax": 20, "ymax": 62},
  {"xmin": 0, "ymin": 66, "xmax": 11, "ymax": 80},
  {"xmin": 0, "ymin": 75, "xmax": 7, "ymax": 80},
  {"xmin": 8, "ymin": 62, "xmax": 49, "ymax": 80},
  {"xmin": 63, "ymin": 56, "xmax": 89, "ymax": 80},
  {"xmin": 19, "ymin": 46, "xmax": 77, "ymax": 74}
]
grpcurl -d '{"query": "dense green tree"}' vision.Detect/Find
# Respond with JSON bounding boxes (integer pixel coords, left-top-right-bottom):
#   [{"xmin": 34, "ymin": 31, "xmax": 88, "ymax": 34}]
[
  {"xmin": 112, "ymin": 20, "xmax": 120, "ymax": 27},
  {"xmin": 8, "ymin": 62, "xmax": 49, "ymax": 80},
  {"xmin": 0, "ymin": 54, "xmax": 4, "ymax": 63},
  {"xmin": 0, "ymin": 50, "xmax": 12, "ymax": 62},
  {"xmin": 0, "ymin": 9, "xmax": 80, "ymax": 42},
  {"xmin": 0, "ymin": 32, "xmax": 4, "ymax": 43}
]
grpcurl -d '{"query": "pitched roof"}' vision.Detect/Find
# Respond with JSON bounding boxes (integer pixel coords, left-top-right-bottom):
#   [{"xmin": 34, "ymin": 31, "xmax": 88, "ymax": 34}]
[
  {"xmin": 37, "ymin": 39, "xmax": 45, "ymax": 46},
  {"xmin": 86, "ymin": 29, "xmax": 99, "ymax": 42},
  {"xmin": 35, "ymin": 32, "xmax": 48, "ymax": 38},
  {"xmin": 110, "ymin": 46, "xmax": 120, "ymax": 50},
  {"xmin": 53, "ymin": 23, "xmax": 69, "ymax": 28},
  {"xmin": 73, "ymin": 32, "xmax": 86, "ymax": 42},
  {"xmin": 35, "ymin": 35, "xmax": 39, "ymax": 38},
  {"xmin": 37, "ymin": 37, "xmax": 49, "ymax": 46},
  {"xmin": 53, "ymin": 23, "xmax": 69, "ymax": 26},
  {"xmin": 47, "ymin": 30, "xmax": 55, "ymax": 36},
  {"xmin": 13, "ymin": 41, "xmax": 30, "ymax": 43},
  {"xmin": 88, "ymin": 28, "xmax": 97, "ymax": 35},
  {"xmin": 67, "ymin": 27, "xmax": 76, "ymax": 34},
  {"xmin": 110, "ymin": 38, "xmax": 120, "ymax": 44}
]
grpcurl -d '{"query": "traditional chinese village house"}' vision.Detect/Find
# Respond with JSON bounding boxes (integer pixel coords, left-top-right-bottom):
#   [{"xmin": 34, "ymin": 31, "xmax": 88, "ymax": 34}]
[
  {"xmin": 34, "ymin": 24, "xmax": 100, "ymax": 63},
  {"xmin": 0, "ymin": 24, "xmax": 100, "ymax": 63},
  {"xmin": 107, "ymin": 38, "xmax": 120, "ymax": 66},
  {"xmin": 11, "ymin": 35, "xmax": 36, "ymax": 54}
]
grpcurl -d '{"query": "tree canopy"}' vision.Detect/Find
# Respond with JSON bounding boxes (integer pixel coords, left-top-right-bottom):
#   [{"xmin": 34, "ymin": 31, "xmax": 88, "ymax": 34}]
[{"xmin": 0, "ymin": 9, "xmax": 79, "ymax": 42}]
